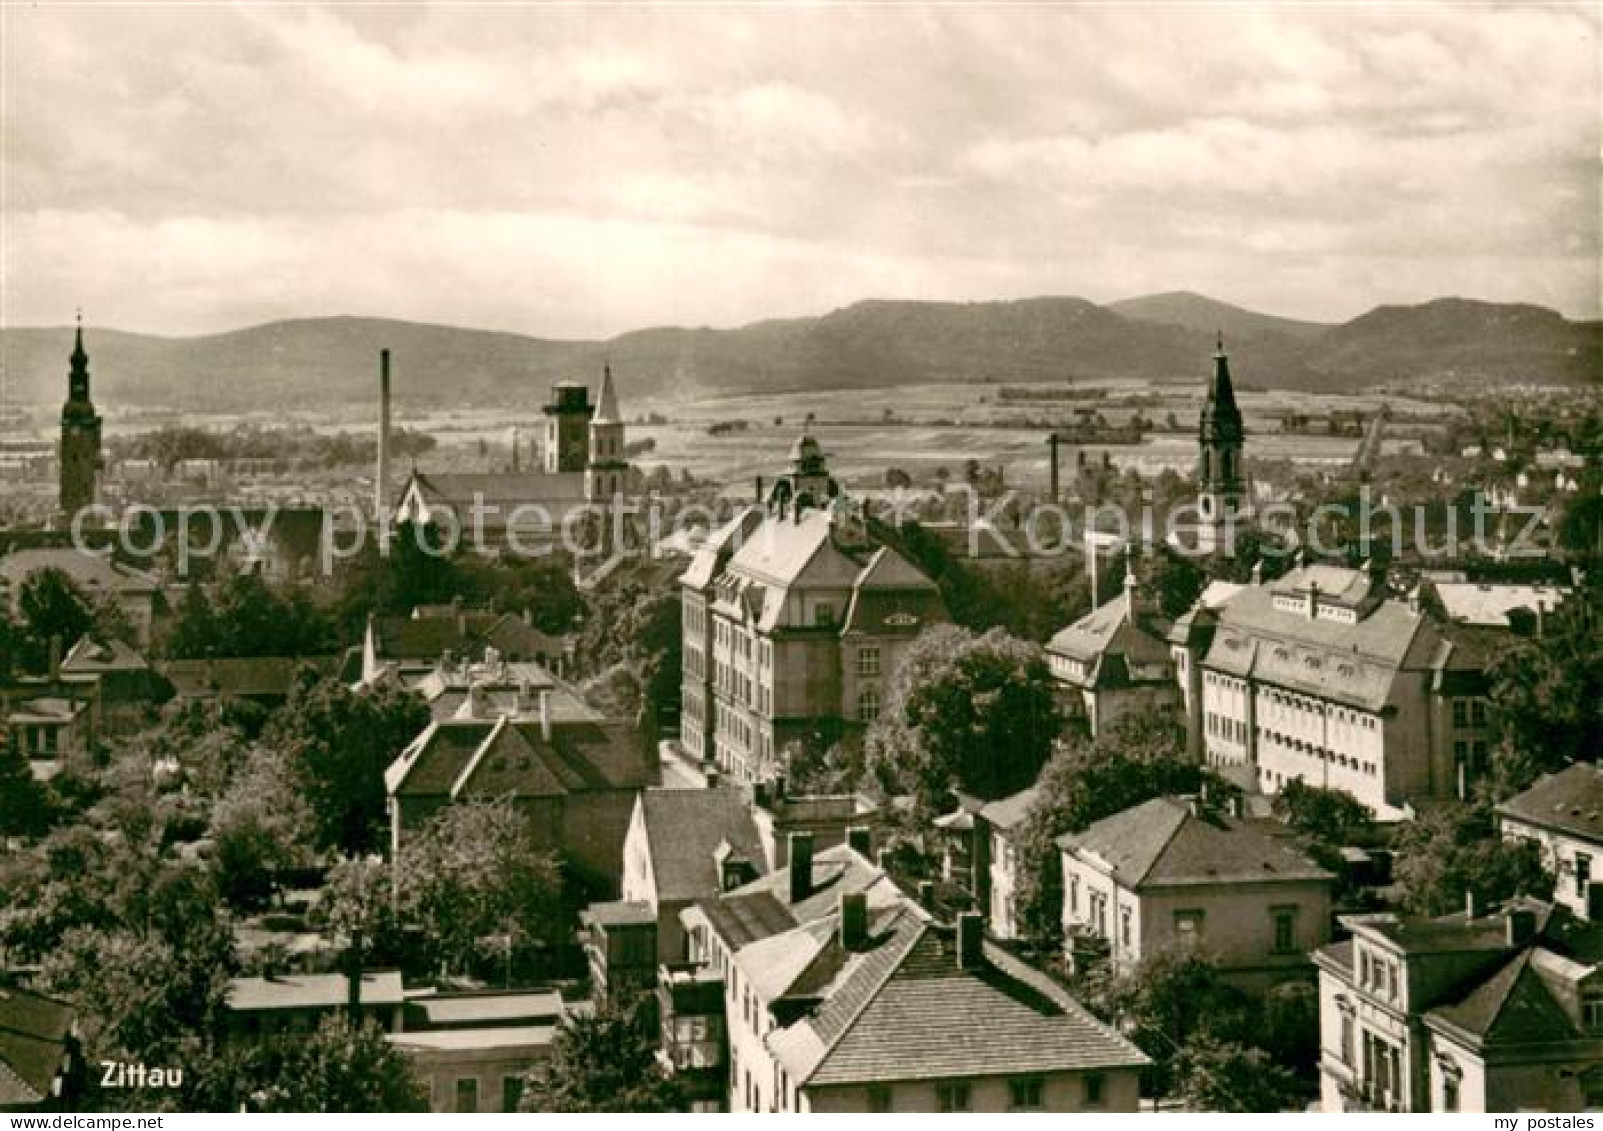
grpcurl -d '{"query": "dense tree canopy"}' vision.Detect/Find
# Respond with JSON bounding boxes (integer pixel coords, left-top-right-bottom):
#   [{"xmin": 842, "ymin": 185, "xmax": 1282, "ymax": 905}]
[
  {"xmin": 865, "ymin": 624, "xmax": 1061, "ymax": 814},
  {"xmin": 1392, "ymin": 801, "xmax": 1554, "ymax": 917},
  {"xmin": 519, "ymin": 994, "xmax": 683, "ymax": 1113}
]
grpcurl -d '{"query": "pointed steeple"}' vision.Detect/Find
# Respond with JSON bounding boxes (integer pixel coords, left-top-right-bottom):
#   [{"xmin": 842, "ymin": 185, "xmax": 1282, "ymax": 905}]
[
  {"xmin": 1200, "ymin": 331, "xmax": 1242, "ymax": 444},
  {"xmin": 67, "ymin": 309, "xmax": 91, "ymax": 403},
  {"xmin": 593, "ymin": 360, "xmax": 621, "ymax": 425}
]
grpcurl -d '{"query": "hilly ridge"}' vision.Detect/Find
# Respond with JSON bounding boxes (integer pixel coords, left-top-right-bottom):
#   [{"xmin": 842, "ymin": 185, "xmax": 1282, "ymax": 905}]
[{"xmin": 1, "ymin": 294, "xmax": 1595, "ymax": 413}]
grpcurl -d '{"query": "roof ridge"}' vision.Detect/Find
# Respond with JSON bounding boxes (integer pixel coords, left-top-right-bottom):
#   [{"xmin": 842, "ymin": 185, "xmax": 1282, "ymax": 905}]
[
  {"xmin": 794, "ymin": 910, "xmax": 928, "ymax": 1087},
  {"xmin": 451, "ymin": 714, "xmax": 509, "ymax": 799}
]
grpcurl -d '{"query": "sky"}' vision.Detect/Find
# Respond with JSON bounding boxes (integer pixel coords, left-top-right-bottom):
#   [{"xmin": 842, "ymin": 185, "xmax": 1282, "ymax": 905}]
[{"xmin": 3, "ymin": 2, "xmax": 1599, "ymax": 338}]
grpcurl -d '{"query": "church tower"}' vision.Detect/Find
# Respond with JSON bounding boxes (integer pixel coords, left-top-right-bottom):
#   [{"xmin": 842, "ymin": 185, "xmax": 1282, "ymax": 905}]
[
  {"xmin": 59, "ymin": 314, "xmax": 103, "ymax": 519},
  {"xmin": 585, "ymin": 362, "xmax": 628, "ymax": 502},
  {"xmin": 1197, "ymin": 334, "xmax": 1246, "ymax": 547}
]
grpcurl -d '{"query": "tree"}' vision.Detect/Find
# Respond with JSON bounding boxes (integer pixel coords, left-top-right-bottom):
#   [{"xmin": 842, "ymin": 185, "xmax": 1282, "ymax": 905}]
[
  {"xmin": 164, "ymin": 582, "xmax": 220, "ymax": 659},
  {"xmin": 1272, "ymin": 780, "xmax": 1372, "ymax": 872},
  {"xmin": 1173, "ymin": 1039, "xmax": 1303, "ymax": 1112},
  {"xmin": 198, "ymin": 1015, "xmax": 427, "ymax": 1112},
  {"xmin": 1393, "ymin": 802, "xmax": 1554, "ymax": 916},
  {"xmin": 0, "ymin": 736, "xmax": 52, "ymax": 838},
  {"xmin": 269, "ymin": 679, "xmax": 429, "ymax": 853},
  {"xmin": 397, "ymin": 798, "xmax": 567, "ymax": 976},
  {"xmin": 865, "ymin": 625, "xmax": 1060, "ymax": 814},
  {"xmin": 15, "ymin": 567, "xmax": 124, "ymax": 670},
  {"xmin": 1484, "ymin": 610, "xmax": 1603, "ymax": 797},
  {"xmin": 209, "ymin": 746, "xmax": 317, "ymax": 912},
  {"xmin": 520, "ymin": 994, "xmax": 683, "ymax": 1112}
]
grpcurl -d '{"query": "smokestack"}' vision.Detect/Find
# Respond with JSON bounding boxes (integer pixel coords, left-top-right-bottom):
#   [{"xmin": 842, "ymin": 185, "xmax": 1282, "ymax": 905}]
[
  {"xmin": 376, "ymin": 349, "xmax": 392, "ymax": 522},
  {"xmin": 1048, "ymin": 433, "xmax": 1060, "ymax": 501},
  {"xmin": 510, "ymin": 425, "xmax": 521, "ymax": 473},
  {"xmin": 789, "ymin": 832, "xmax": 815, "ymax": 904},
  {"xmin": 846, "ymin": 826, "xmax": 873, "ymax": 858}
]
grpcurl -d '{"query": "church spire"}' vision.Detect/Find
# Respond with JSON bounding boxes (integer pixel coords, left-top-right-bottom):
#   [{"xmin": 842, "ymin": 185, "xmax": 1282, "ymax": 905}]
[
  {"xmin": 67, "ymin": 309, "xmax": 92, "ymax": 405},
  {"xmin": 593, "ymin": 359, "xmax": 621, "ymax": 425},
  {"xmin": 1201, "ymin": 330, "xmax": 1242, "ymax": 444}
]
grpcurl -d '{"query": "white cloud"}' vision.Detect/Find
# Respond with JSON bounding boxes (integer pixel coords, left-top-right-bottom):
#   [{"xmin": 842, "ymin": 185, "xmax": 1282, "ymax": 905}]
[{"xmin": 1, "ymin": 2, "xmax": 1597, "ymax": 334}]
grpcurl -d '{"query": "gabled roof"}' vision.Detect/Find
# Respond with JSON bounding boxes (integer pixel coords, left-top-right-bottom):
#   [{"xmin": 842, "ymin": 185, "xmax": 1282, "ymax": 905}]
[
  {"xmin": 636, "ymin": 788, "xmax": 767, "ymax": 904},
  {"xmin": 980, "ymin": 786, "xmax": 1038, "ymax": 832},
  {"xmin": 1057, "ymin": 796, "xmax": 1333, "ymax": 889},
  {"xmin": 694, "ymin": 843, "xmax": 901, "ymax": 951},
  {"xmin": 61, "ymin": 634, "xmax": 149, "ymax": 674},
  {"xmin": 369, "ymin": 612, "xmax": 501, "ymax": 660},
  {"xmin": 1427, "ymin": 950, "xmax": 1581, "ymax": 1047},
  {"xmin": 1047, "ymin": 598, "xmax": 1171, "ymax": 685},
  {"xmin": 159, "ymin": 655, "xmax": 337, "ymax": 699},
  {"xmin": 1497, "ymin": 762, "xmax": 1603, "ymax": 845},
  {"xmin": 679, "ymin": 507, "xmax": 765, "ymax": 592},
  {"xmin": 0, "ymin": 986, "xmax": 74, "ymax": 1106},
  {"xmin": 766, "ymin": 907, "xmax": 1149, "ymax": 1088},
  {"xmin": 387, "ymin": 718, "xmax": 648, "ymax": 800}
]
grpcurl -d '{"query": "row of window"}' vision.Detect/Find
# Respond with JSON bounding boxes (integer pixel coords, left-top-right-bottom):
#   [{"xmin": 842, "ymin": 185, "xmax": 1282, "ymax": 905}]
[
  {"xmin": 1261, "ymin": 730, "xmax": 1379, "ymax": 777},
  {"xmin": 1205, "ymin": 711, "xmax": 1248, "ymax": 744},
  {"xmin": 1451, "ymin": 698, "xmax": 1489, "ymax": 729}
]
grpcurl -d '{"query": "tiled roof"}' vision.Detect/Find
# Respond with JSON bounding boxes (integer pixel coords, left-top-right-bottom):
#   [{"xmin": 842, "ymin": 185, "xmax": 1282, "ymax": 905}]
[
  {"xmin": 637, "ymin": 788, "xmax": 766, "ymax": 904},
  {"xmin": 694, "ymin": 844, "xmax": 902, "ymax": 951},
  {"xmin": 768, "ymin": 908, "xmax": 1148, "ymax": 1088},
  {"xmin": 370, "ymin": 613, "xmax": 501, "ymax": 660},
  {"xmin": 1057, "ymin": 796, "xmax": 1332, "ymax": 888},
  {"xmin": 1427, "ymin": 950, "xmax": 1580, "ymax": 1047},
  {"xmin": 980, "ymin": 786, "xmax": 1038, "ymax": 832},
  {"xmin": 387, "ymin": 718, "xmax": 647, "ymax": 799},
  {"xmin": 1048, "ymin": 597, "xmax": 1171, "ymax": 676},
  {"xmin": 679, "ymin": 508, "xmax": 765, "ymax": 591},
  {"xmin": 0, "ymin": 987, "xmax": 73, "ymax": 1106},
  {"xmin": 160, "ymin": 655, "xmax": 337, "ymax": 698},
  {"xmin": 1497, "ymin": 763, "xmax": 1603, "ymax": 845}
]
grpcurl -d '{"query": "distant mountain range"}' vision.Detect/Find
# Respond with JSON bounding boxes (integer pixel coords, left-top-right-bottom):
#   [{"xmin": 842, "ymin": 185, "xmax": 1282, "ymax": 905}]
[{"xmin": 2, "ymin": 293, "xmax": 1596, "ymax": 413}]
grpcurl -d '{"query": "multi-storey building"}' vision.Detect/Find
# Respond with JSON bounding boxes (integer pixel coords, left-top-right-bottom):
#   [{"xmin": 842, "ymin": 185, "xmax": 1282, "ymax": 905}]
[
  {"xmin": 678, "ymin": 436, "xmax": 947, "ymax": 782},
  {"xmin": 675, "ymin": 836, "xmax": 1149, "ymax": 1112},
  {"xmin": 1315, "ymin": 901, "xmax": 1603, "ymax": 1112},
  {"xmin": 1170, "ymin": 561, "xmax": 1498, "ymax": 819},
  {"xmin": 1057, "ymin": 795, "xmax": 1333, "ymax": 988},
  {"xmin": 1046, "ymin": 551, "xmax": 1176, "ymax": 737}
]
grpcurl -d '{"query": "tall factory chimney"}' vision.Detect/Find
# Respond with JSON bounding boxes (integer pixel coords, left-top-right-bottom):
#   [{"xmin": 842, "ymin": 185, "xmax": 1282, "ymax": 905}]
[{"xmin": 376, "ymin": 349, "xmax": 392, "ymax": 522}]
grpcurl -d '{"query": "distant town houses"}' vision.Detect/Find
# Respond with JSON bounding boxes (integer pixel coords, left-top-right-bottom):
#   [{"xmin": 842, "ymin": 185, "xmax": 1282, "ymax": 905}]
[{"xmin": 678, "ymin": 435, "xmax": 948, "ymax": 782}]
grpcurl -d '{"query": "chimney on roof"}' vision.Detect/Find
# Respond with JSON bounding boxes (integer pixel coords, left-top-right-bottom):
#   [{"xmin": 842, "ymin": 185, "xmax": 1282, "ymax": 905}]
[
  {"xmin": 917, "ymin": 879, "xmax": 935, "ymax": 913},
  {"xmin": 47, "ymin": 635, "xmax": 61, "ymax": 682},
  {"xmin": 756, "ymin": 474, "xmax": 764, "ymax": 503},
  {"xmin": 1307, "ymin": 580, "xmax": 1320, "ymax": 619},
  {"xmin": 1506, "ymin": 907, "xmax": 1537, "ymax": 946},
  {"xmin": 1589, "ymin": 883, "xmax": 1603, "ymax": 923},
  {"xmin": 840, "ymin": 890, "xmax": 868, "ymax": 952},
  {"xmin": 1465, "ymin": 889, "xmax": 1477, "ymax": 921},
  {"xmin": 846, "ymin": 825, "xmax": 873, "ymax": 858},
  {"xmin": 956, "ymin": 911, "xmax": 984, "ymax": 970},
  {"xmin": 538, "ymin": 688, "xmax": 552, "ymax": 742},
  {"xmin": 789, "ymin": 832, "xmax": 815, "ymax": 903}
]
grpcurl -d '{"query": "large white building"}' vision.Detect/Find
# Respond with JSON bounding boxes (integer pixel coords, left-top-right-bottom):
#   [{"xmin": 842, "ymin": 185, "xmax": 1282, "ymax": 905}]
[{"xmin": 1170, "ymin": 562, "xmax": 1498, "ymax": 819}]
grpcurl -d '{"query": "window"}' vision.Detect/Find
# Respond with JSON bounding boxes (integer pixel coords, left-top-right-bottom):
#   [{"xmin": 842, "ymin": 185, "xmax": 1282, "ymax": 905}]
[
  {"xmin": 1340, "ymin": 1014, "xmax": 1354, "ymax": 1067},
  {"xmin": 1174, "ymin": 909, "xmax": 1204, "ymax": 948},
  {"xmin": 454, "ymin": 1077, "xmax": 479, "ymax": 1113},
  {"xmin": 1272, "ymin": 907, "xmax": 1297, "ymax": 954},
  {"xmin": 936, "ymin": 1082, "xmax": 971, "ymax": 1112},
  {"xmin": 1584, "ymin": 993, "xmax": 1603, "ymax": 1031},
  {"xmin": 1009, "ymin": 1077, "xmax": 1044, "ymax": 1110},
  {"xmin": 857, "ymin": 688, "xmax": 880, "ymax": 723},
  {"xmin": 1120, "ymin": 906, "xmax": 1133, "ymax": 949},
  {"xmin": 1084, "ymin": 1073, "xmax": 1104, "ymax": 1106},
  {"xmin": 1579, "ymin": 853, "xmax": 1593, "ymax": 898},
  {"xmin": 501, "ymin": 1075, "xmax": 524, "ymax": 1113},
  {"xmin": 867, "ymin": 1085, "xmax": 893, "ymax": 1113},
  {"xmin": 856, "ymin": 646, "xmax": 881, "ymax": 677},
  {"xmin": 814, "ymin": 603, "xmax": 835, "ymax": 626},
  {"xmin": 1068, "ymin": 873, "xmax": 1080, "ymax": 915},
  {"xmin": 1442, "ymin": 1072, "xmax": 1460, "ymax": 1113},
  {"xmin": 1452, "ymin": 699, "xmax": 1470, "ymax": 728},
  {"xmin": 1470, "ymin": 700, "xmax": 1488, "ymax": 727}
]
